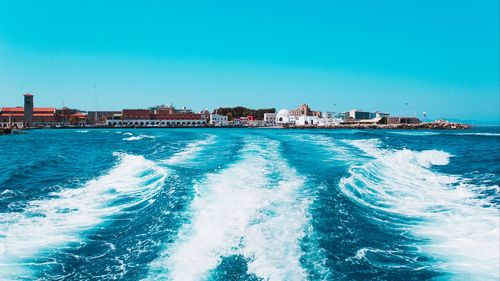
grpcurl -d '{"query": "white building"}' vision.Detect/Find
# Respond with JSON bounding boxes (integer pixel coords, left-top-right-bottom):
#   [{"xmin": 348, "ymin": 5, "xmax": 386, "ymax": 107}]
[
  {"xmin": 275, "ymin": 109, "xmax": 292, "ymax": 124},
  {"xmin": 296, "ymin": 115, "xmax": 320, "ymax": 126},
  {"xmin": 209, "ymin": 114, "xmax": 228, "ymax": 126},
  {"xmin": 263, "ymin": 113, "xmax": 277, "ymax": 124},
  {"xmin": 318, "ymin": 111, "xmax": 343, "ymax": 126}
]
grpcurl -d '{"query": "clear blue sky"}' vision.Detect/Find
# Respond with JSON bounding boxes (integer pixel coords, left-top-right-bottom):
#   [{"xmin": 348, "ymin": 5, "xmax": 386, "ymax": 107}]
[{"xmin": 0, "ymin": 0, "xmax": 498, "ymax": 123}]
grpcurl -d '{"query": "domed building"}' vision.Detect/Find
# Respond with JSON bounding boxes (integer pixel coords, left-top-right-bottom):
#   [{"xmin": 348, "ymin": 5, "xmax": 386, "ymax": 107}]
[{"xmin": 275, "ymin": 109, "xmax": 291, "ymax": 124}]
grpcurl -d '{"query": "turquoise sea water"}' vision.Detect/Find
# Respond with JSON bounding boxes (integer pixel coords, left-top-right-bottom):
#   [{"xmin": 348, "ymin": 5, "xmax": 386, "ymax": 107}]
[{"xmin": 0, "ymin": 127, "xmax": 499, "ymax": 281}]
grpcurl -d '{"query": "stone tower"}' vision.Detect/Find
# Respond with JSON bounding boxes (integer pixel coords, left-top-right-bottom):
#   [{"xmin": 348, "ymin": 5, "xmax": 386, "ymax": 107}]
[{"xmin": 24, "ymin": 94, "xmax": 34, "ymax": 128}]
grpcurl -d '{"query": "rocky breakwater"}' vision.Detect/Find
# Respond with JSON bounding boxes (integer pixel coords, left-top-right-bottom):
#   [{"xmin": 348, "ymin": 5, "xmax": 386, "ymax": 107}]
[
  {"xmin": 410, "ymin": 119, "xmax": 470, "ymax": 129},
  {"xmin": 288, "ymin": 119, "xmax": 471, "ymax": 130}
]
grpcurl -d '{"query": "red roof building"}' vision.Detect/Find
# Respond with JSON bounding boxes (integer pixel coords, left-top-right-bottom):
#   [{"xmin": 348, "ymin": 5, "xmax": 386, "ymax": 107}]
[
  {"xmin": 0, "ymin": 107, "xmax": 57, "ymax": 127},
  {"xmin": 107, "ymin": 108, "xmax": 207, "ymax": 127},
  {"xmin": 122, "ymin": 109, "xmax": 152, "ymax": 120}
]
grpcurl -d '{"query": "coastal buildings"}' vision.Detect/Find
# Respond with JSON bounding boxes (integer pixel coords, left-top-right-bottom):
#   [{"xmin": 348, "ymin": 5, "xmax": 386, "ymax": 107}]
[
  {"xmin": 339, "ymin": 109, "xmax": 421, "ymax": 125},
  {"xmin": 1, "ymin": 106, "xmax": 54, "ymax": 128},
  {"xmin": 0, "ymin": 94, "xmax": 90, "ymax": 128},
  {"xmin": 263, "ymin": 113, "xmax": 277, "ymax": 125},
  {"xmin": 105, "ymin": 105, "xmax": 207, "ymax": 127},
  {"xmin": 275, "ymin": 109, "xmax": 291, "ymax": 125},
  {"xmin": 1, "ymin": 94, "xmax": 423, "ymax": 128},
  {"xmin": 0, "ymin": 106, "xmax": 89, "ymax": 128},
  {"xmin": 275, "ymin": 104, "xmax": 327, "ymax": 126},
  {"xmin": 86, "ymin": 111, "xmax": 121, "ymax": 125},
  {"xmin": 340, "ymin": 109, "xmax": 391, "ymax": 125},
  {"xmin": 209, "ymin": 114, "xmax": 228, "ymax": 126},
  {"xmin": 289, "ymin": 104, "xmax": 322, "ymax": 118},
  {"xmin": 296, "ymin": 115, "xmax": 320, "ymax": 126},
  {"xmin": 386, "ymin": 116, "xmax": 421, "ymax": 124}
]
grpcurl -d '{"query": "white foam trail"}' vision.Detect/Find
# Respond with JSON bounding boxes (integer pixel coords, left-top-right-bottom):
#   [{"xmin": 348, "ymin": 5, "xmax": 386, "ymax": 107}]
[
  {"xmin": 298, "ymin": 134, "xmax": 356, "ymax": 162},
  {"xmin": 341, "ymin": 139, "xmax": 500, "ymax": 280},
  {"xmin": 76, "ymin": 130, "xmax": 89, "ymax": 133},
  {"xmin": 0, "ymin": 153, "xmax": 167, "ymax": 279},
  {"xmin": 123, "ymin": 135, "xmax": 156, "ymax": 141},
  {"xmin": 387, "ymin": 131, "xmax": 440, "ymax": 136},
  {"xmin": 453, "ymin": 132, "xmax": 500, "ymax": 137},
  {"xmin": 162, "ymin": 135, "xmax": 216, "ymax": 165},
  {"xmin": 148, "ymin": 139, "xmax": 310, "ymax": 281}
]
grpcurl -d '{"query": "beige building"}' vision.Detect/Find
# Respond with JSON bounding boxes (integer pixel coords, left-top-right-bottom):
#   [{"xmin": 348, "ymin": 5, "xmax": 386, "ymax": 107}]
[{"xmin": 289, "ymin": 104, "xmax": 321, "ymax": 117}]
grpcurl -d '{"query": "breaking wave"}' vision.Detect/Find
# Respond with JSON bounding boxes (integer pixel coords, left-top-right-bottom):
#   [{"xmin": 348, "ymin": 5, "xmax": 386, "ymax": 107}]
[
  {"xmin": 387, "ymin": 131, "xmax": 440, "ymax": 136},
  {"xmin": 0, "ymin": 153, "xmax": 167, "ymax": 279},
  {"xmin": 147, "ymin": 138, "xmax": 315, "ymax": 281},
  {"xmin": 162, "ymin": 135, "xmax": 216, "ymax": 165},
  {"xmin": 340, "ymin": 139, "xmax": 500, "ymax": 280},
  {"xmin": 123, "ymin": 135, "xmax": 156, "ymax": 141},
  {"xmin": 452, "ymin": 132, "xmax": 500, "ymax": 137}
]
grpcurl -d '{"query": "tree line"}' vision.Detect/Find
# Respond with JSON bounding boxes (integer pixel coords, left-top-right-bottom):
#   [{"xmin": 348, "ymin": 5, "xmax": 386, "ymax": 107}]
[{"xmin": 213, "ymin": 106, "xmax": 276, "ymax": 120}]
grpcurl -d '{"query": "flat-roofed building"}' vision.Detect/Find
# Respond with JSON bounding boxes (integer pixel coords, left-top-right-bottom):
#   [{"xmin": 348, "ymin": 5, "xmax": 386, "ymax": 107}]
[
  {"xmin": 210, "ymin": 114, "xmax": 228, "ymax": 125},
  {"xmin": 106, "ymin": 108, "xmax": 207, "ymax": 127},
  {"xmin": 387, "ymin": 116, "xmax": 421, "ymax": 124},
  {"xmin": 86, "ymin": 111, "xmax": 121, "ymax": 125},
  {"xmin": 263, "ymin": 112, "xmax": 277, "ymax": 124}
]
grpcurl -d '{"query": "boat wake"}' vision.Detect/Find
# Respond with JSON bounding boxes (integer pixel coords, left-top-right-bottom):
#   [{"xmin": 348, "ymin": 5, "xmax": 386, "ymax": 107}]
[
  {"xmin": 340, "ymin": 139, "xmax": 500, "ymax": 280},
  {"xmin": 0, "ymin": 153, "xmax": 167, "ymax": 280},
  {"xmin": 147, "ymin": 138, "xmax": 316, "ymax": 281},
  {"xmin": 162, "ymin": 135, "xmax": 216, "ymax": 165},
  {"xmin": 123, "ymin": 134, "xmax": 156, "ymax": 141}
]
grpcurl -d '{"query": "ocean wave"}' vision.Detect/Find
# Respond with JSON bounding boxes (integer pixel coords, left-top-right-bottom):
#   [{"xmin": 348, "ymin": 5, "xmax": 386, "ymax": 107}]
[
  {"xmin": 0, "ymin": 153, "xmax": 167, "ymax": 279},
  {"xmin": 76, "ymin": 130, "xmax": 89, "ymax": 133},
  {"xmin": 387, "ymin": 131, "xmax": 440, "ymax": 136},
  {"xmin": 293, "ymin": 134, "xmax": 354, "ymax": 162},
  {"xmin": 451, "ymin": 132, "xmax": 500, "ymax": 137},
  {"xmin": 162, "ymin": 135, "xmax": 216, "ymax": 165},
  {"xmin": 340, "ymin": 139, "xmax": 500, "ymax": 280},
  {"xmin": 123, "ymin": 135, "xmax": 156, "ymax": 141},
  {"xmin": 147, "ymin": 138, "xmax": 317, "ymax": 281}
]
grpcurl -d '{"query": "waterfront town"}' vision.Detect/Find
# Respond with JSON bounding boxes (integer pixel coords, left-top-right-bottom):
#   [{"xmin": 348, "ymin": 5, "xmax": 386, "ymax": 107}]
[{"xmin": 0, "ymin": 93, "xmax": 468, "ymax": 133}]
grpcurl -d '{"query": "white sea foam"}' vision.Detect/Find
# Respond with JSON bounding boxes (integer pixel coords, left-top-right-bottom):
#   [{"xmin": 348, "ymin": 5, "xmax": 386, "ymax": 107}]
[
  {"xmin": 340, "ymin": 139, "xmax": 500, "ymax": 280},
  {"xmin": 76, "ymin": 130, "xmax": 89, "ymax": 133},
  {"xmin": 162, "ymin": 135, "xmax": 216, "ymax": 165},
  {"xmin": 387, "ymin": 131, "xmax": 440, "ymax": 136},
  {"xmin": 453, "ymin": 132, "xmax": 500, "ymax": 137},
  {"xmin": 123, "ymin": 135, "xmax": 156, "ymax": 141},
  {"xmin": 300, "ymin": 134, "xmax": 356, "ymax": 162},
  {"xmin": 147, "ymin": 139, "xmax": 311, "ymax": 281},
  {"xmin": 0, "ymin": 153, "xmax": 167, "ymax": 279}
]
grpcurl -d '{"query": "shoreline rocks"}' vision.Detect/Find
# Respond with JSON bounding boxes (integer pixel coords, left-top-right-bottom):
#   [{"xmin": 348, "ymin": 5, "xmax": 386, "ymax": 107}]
[{"xmin": 286, "ymin": 120, "xmax": 471, "ymax": 130}]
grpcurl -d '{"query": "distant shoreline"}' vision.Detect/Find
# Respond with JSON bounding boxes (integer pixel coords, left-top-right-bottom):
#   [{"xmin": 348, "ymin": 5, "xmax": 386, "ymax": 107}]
[
  {"xmin": 1, "ymin": 120, "xmax": 477, "ymax": 134},
  {"xmin": 5, "ymin": 124, "xmax": 472, "ymax": 132}
]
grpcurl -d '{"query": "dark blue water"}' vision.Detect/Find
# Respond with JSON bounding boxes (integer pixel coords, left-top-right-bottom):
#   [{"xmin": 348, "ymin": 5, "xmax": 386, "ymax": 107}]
[{"xmin": 0, "ymin": 127, "xmax": 499, "ymax": 281}]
